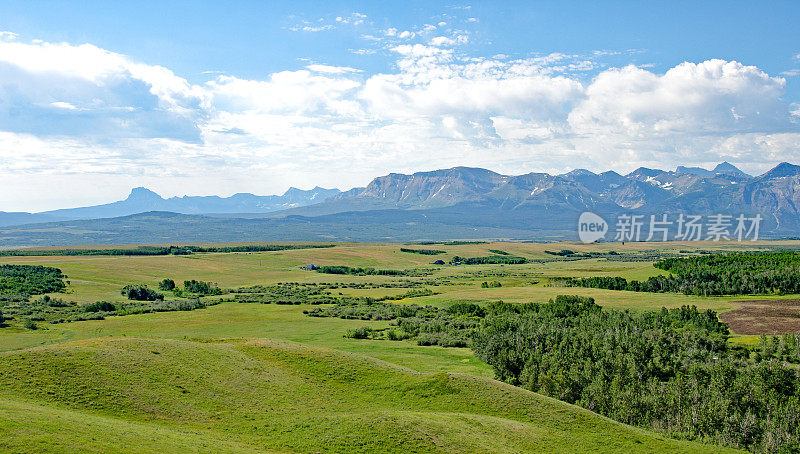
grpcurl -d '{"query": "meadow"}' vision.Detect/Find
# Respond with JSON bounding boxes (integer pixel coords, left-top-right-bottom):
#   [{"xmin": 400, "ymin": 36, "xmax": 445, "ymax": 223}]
[{"xmin": 1, "ymin": 240, "xmax": 798, "ymax": 452}]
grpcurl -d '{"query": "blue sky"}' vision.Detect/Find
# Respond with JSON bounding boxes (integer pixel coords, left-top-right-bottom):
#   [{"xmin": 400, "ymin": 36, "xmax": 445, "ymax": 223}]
[{"xmin": 0, "ymin": 1, "xmax": 799, "ymax": 211}]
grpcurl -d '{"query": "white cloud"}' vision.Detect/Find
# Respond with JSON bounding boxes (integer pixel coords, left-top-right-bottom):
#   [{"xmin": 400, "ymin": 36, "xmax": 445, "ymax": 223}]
[
  {"xmin": 569, "ymin": 60, "xmax": 789, "ymax": 136},
  {"xmin": 334, "ymin": 12, "xmax": 367, "ymax": 25},
  {"xmin": 306, "ymin": 64, "xmax": 362, "ymax": 74},
  {"xmin": 50, "ymin": 101, "xmax": 78, "ymax": 110},
  {"xmin": 0, "ymin": 38, "xmax": 205, "ymax": 141},
  {"xmin": 429, "ymin": 36, "xmax": 456, "ymax": 47},
  {"xmin": 0, "ymin": 34, "xmax": 798, "ymax": 211}
]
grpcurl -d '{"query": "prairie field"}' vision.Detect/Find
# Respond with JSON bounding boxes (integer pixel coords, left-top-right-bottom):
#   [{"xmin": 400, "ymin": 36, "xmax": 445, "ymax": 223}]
[{"xmin": 2, "ymin": 240, "xmax": 797, "ymax": 452}]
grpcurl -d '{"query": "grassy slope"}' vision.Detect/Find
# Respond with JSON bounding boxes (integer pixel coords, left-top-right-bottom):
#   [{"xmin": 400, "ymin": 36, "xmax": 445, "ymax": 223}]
[
  {"xmin": 0, "ymin": 337, "xmax": 732, "ymax": 453},
  {"xmin": 0, "ymin": 303, "xmax": 492, "ymax": 377}
]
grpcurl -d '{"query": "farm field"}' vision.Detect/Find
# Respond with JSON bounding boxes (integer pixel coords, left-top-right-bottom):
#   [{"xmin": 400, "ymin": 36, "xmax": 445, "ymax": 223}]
[{"xmin": 2, "ymin": 240, "xmax": 799, "ymax": 452}]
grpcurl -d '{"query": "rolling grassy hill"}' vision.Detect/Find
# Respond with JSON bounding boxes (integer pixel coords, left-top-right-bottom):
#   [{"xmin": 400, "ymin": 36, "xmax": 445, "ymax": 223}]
[{"xmin": 0, "ymin": 337, "xmax": 732, "ymax": 453}]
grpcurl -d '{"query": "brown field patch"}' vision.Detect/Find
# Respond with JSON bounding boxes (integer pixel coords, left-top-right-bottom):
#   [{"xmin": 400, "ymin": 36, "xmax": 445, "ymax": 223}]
[{"xmin": 720, "ymin": 299, "xmax": 800, "ymax": 335}]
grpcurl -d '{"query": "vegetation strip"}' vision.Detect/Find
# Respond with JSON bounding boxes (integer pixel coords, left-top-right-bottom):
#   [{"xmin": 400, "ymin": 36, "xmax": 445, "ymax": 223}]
[
  {"xmin": 564, "ymin": 251, "xmax": 800, "ymax": 295},
  {"xmin": 0, "ymin": 243, "xmax": 336, "ymax": 257}
]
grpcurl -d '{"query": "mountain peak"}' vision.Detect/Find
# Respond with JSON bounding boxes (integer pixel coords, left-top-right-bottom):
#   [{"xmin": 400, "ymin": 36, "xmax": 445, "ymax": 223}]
[
  {"xmin": 761, "ymin": 162, "xmax": 800, "ymax": 179},
  {"xmin": 563, "ymin": 169, "xmax": 596, "ymax": 177},
  {"xmin": 626, "ymin": 167, "xmax": 662, "ymax": 180},
  {"xmin": 126, "ymin": 187, "xmax": 162, "ymax": 201},
  {"xmin": 713, "ymin": 161, "xmax": 749, "ymax": 177}
]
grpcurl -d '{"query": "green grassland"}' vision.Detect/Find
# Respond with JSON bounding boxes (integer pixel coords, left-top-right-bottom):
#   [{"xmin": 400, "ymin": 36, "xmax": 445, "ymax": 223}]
[
  {"xmin": 2, "ymin": 240, "xmax": 798, "ymax": 452},
  {"xmin": 0, "ymin": 337, "xmax": 732, "ymax": 453}
]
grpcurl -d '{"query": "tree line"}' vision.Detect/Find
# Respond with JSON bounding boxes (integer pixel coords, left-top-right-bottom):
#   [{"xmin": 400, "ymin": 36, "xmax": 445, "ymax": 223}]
[
  {"xmin": 0, "ymin": 244, "xmax": 335, "ymax": 257},
  {"xmin": 564, "ymin": 251, "xmax": 800, "ymax": 296}
]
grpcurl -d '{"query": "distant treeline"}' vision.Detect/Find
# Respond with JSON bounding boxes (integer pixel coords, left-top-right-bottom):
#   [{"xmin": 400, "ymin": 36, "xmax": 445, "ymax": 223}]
[
  {"xmin": 316, "ymin": 265, "xmax": 413, "ymax": 276},
  {"xmin": 231, "ymin": 283, "xmax": 435, "ymax": 306},
  {"xmin": 487, "ymin": 249, "xmax": 510, "ymax": 255},
  {"xmin": 399, "ymin": 248, "xmax": 445, "ymax": 255},
  {"xmin": 0, "ymin": 264, "xmax": 66, "ymax": 302},
  {"xmin": 0, "ymin": 244, "xmax": 335, "ymax": 257},
  {"xmin": 564, "ymin": 251, "xmax": 800, "ymax": 296},
  {"xmin": 406, "ymin": 241, "xmax": 488, "ymax": 245},
  {"xmin": 451, "ymin": 255, "xmax": 527, "ymax": 265}
]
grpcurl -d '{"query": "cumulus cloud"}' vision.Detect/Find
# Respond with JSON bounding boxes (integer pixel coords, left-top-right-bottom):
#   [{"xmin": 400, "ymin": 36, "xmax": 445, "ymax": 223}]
[
  {"xmin": 429, "ymin": 36, "xmax": 456, "ymax": 47},
  {"xmin": 569, "ymin": 60, "xmax": 789, "ymax": 136},
  {"xmin": 0, "ymin": 34, "xmax": 798, "ymax": 211},
  {"xmin": 0, "ymin": 39, "xmax": 206, "ymax": 141}
]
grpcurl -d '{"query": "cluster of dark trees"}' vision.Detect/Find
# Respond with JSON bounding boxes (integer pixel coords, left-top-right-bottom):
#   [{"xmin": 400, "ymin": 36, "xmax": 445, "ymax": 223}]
[
  {"xmin": 0, "ymin": 264, "xmax": 66, "ymax": 302},
  {"xmin": 480, "ymin": 281, "xmax": 502, "ymax": 288},
  {"xmin": 472, "ymin": 296, "xmax": 799, "ymax": 452},
  {"xmin": 155, "ymin": 278, "xmax": 222, "ymax": 296},
  {"xmin": 1, "ymin": 294, "xmax": 211, "ymax": 325},
  {"xmin": 450, "ymin": 255, "xmax": 528, "ymax": 265},
  {"xmin": 307, "ymin": 299, "xmax": 485, "ymax": 347},
  {"xmin": 158, "ymin": 279, "xmax": 176, "ymax": 291},
  {"xmin": 0, "ymin": 244, "xmax": 336, "ymax": 257},
  {"xmin": 233, "ymin": 282, "xmax": 361, "ymax": 305},
  {"xmin": 231, "ymin": 283, "xmax": 435, "ymax": 305},
  {"xmin": 487, "ymin": 249, "xmax": 510, "ymax": 255},
  {"xmin": 84, "ymin": 301, "xmax": 117, "ymax": 312},
  {"xmin": 566, "ymin": 251, "xmax": 800, "ymax": 296},
  {"xmin": 180, "ymin": 279, "xmax": 222, "ymax": 296},
  {"xmin": 399, "ymin": 248, "xmax": 445, "ymax": 255},
  {"xmin": 316, "ymin": 265, "xmax": 416, "ymax": 276},
  {"xmin": 121, "ymin": 285, "xmax": 163, "ymax": 301}
]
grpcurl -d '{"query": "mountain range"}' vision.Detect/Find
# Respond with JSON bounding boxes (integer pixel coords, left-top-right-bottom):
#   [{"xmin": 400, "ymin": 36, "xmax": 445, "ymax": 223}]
[
  {"xmin": 0, "ymin": 186, "xmax": 341, "ymax": 227},
  {"xmin": 2, "ymin": 161, "xmax": 800, "ymax": 246}
]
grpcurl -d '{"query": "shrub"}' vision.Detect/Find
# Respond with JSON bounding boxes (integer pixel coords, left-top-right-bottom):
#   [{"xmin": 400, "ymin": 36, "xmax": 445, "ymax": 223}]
[
  {"xmin": 446, "ymin": 302, "xmax": 486, "ymax": 318},
  {"xmin": 23, "ymin": 318, "xmax": 37, "ymax": 330},
  {"xmin": 84, "ymin": 301, "xmax": 117, "ymax": 313},
  {"xmin": 0, "ymin": 309, "xmax": 4, "ymax": 325},
  {"xmin": 158, "ymin": 279, "xmax": 176, "ymax": 291},
  {"xmin": 183, "ymin": 279, "xmax": 221, "ymax": 295},
  {"xmin": 385, "ymin": 329, "xmax": 412, "ymax": 341},
  {"xmin": 344, "ymin": 326, "xmax": 373, "ymax": 339},
  {"xmin": 121, "ymin": 285, "xmax": 163, "ymax": 301}
]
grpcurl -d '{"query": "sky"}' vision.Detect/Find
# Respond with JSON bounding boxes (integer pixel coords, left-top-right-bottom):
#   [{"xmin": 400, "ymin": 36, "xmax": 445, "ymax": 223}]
[{"xmin": 0, "ymin": 0, "xmax": 799, "ymax": 212}]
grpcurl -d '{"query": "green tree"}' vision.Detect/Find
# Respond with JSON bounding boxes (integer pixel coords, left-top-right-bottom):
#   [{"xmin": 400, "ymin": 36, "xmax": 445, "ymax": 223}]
[{"xmin": 158, "ymin": 278, "xmax": 176, "ymax": 291}]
